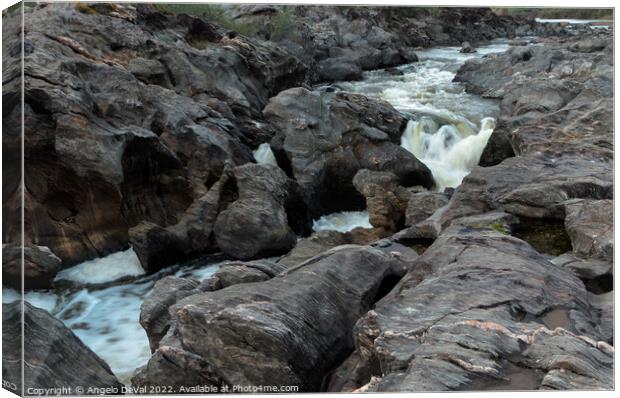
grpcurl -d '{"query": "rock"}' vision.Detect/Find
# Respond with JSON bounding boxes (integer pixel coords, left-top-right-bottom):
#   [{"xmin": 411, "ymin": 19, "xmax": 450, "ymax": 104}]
[
  {"xmin": 129, "ymin": 170, "xmax": 236, "ymax": 273},
  {"xmin": 455, "ymin": 34, "xmax": 612, "ymax": 165},
  {"xmin": 133, "ymin": 246, "xmax": 411, "ymax": 391},
  {"xmin": 353, "ymin": 170, "xmax": 411, "ymax": 231},
  {"xmin": 316, "ymin": 57, "xmax": 363, "ymax": 82},
  {"xmin": 140, "ymin": 276, "xmax": 201, "ymax": 352},
  {"xmin": 459, "ymin": 41, "xmax": 476, "ymax": 53},
  {"xmin": 2, "ymin": 302, "xmax": 123, "ymax": 394},
  {"xmin": 438, "ymin": 154, "xmax": 612, "ymax": 230},
  {"xmin": 208, "ymin": 260, "xmax": 286, "ymax": 288},
  {"xmin": 3, "ymin": 3, "xmax": 307, "ymax": 266},
  {"xmin": 563, "ymin": 199, "xmax": 613, "ymax": 262},
  {"xmin": 2, "ymin": 244, "xmax": 61, "ymax": 290},
  {"xmin": 551, "ymin": 252, "xmax": 612, "ymax": 282},
  {"xmin": 213, "ymin": 164, "xmax": 308, "ymax": 260},
  {"xmin": 264, "ymin": 88, "xmax": 432, "ymax": 216},
  {"xmin": 404, "ymin": 191, "xmax": 450, "ymax": 227},
  {"xmin": 346, "ymin": 224, "xmax": 612, "ymax": 392}
]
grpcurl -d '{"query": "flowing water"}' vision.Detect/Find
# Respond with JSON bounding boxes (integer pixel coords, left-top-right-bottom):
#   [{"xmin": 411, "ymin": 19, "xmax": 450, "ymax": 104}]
[
  {"xmin": 3, "ymin": 40, "xmax": 513, "ymax": 384},
  {"xmin": 3, "ymin": 250, "xmax": 222, "ymax": 384},
  {"xmin": 316, "ymin": 40, "xmax": 510, "ymax": 227}
]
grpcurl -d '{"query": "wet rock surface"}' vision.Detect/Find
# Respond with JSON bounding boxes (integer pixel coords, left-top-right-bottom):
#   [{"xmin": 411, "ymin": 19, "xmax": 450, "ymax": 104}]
[
  {"xmin": 2, "ymin": 244, "xmax": 62, "ymax": 290},
  {"xmin": 133, "ymin": 246, "xmax": 410, "ymax": 391},
  {"xmin": 345, "ymin": 225, "xmax": 613, "ymax": 392},
  {"xmin": 264, "ymin": 88, "xmax": 432, "ymax": 216},
  {"xmin": 2, "ymin": 302, "xmax": 123, "ymax": 394}
]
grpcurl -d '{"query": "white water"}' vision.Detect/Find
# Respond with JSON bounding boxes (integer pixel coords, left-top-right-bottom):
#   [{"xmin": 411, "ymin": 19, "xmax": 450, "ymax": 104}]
[
  {"xmin": 333, "ymin": 40, "xmax": 510, "ymax": 191},
  {"xmin": 2, "ymin": 251, "xmax": 221, "ymax": 384},
  {"xmin": 312, "ymin": 211, "xmax": 372, "ymax": 233},
  {"xmin": 253, "ymin": 142, "xmax": 278, "ymax": 166},
  {"xmin": 55, "ymin": 248, "xmax": 144, "ymax": 284}
]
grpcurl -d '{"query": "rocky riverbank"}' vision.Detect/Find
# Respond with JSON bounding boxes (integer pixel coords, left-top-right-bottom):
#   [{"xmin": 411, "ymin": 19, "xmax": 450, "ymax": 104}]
[{"xmin": 2, "ymin": 2, "xmax": 613, "ymax": 393}]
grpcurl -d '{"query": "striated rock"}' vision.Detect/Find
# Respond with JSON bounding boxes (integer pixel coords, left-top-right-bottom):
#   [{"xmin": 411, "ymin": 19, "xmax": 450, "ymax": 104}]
[
  {"xmin": 213, "ymin": 163, "xmax": 309, "ymax": 260},
  {"xmin": 2, "ymin": 302, "xmax": 123, "ymax": 394},
  {"xmin": 129, "ymin": 169, "xmax": 236, "ymax": 273},
  {"xmin": 346, "ymin": 224, "xmax": 612, "ymax": 392},
  {"xmin": 2, "ymin": 243, "xmax": 62, "ymax": 290},
  {"xmin": 133, "ymin": 246, "xmax": 412, "ymax": 391},
  {"xmin": 439, "ymin": 154, "xmax": 612, "ymax": 229},
  {"xmin": 405, "ymin": 190, "xmax": 450, "ymax": 227},
  {"xmin": 455, "ymin": 33, "xmax": 612, "ymax": 165},
  {"xmin": 264, "ymin": 88, "xmax": 432, "ymax": 216},
  {"xmin": 140, "ymin": 276, "xmax": 201, "ymax": 352},
  {"xmin": 563, "ymin": 199, "xmax": 613, "ymax": 262},
  {"xmin": 3, "ymin": 3, "xmax": 306, "ymax": 266}
]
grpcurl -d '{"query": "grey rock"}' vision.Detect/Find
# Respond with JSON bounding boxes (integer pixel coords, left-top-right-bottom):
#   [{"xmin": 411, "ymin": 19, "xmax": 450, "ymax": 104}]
[
  {"xmin": 264, "ymin": 88, "xmax": 432, "ymax": 216},
  {"xmin": 2, "ymin": 244, "xmax": 61, "ymax": 290},
  {"xmin": 2, "ymin": 302, "xmax": 123, "ymax": 394},
  {"xmin": 563, "ymin": 199, "xmax": 613, "ymax": 262},
  {"xmin": 133, "ymin": 246, "xmax": 411, "ymax": 391},
  {"xmin": 348, "ymin": 225, "xmax": 612, "ymax": 392}
]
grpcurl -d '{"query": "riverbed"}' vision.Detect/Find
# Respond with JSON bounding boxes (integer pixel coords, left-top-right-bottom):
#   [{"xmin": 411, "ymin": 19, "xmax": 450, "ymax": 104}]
[{"xmin": 3, "ymin": 39, "xmax": 514, "ymax": 385}]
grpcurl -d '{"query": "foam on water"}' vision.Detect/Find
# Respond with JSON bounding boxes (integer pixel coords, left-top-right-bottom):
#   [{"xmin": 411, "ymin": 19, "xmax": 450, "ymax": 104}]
[
  {"xmin": 3, "ymin": 254, "xmax": 222, "ymax": 385},
  {"xmin": 401, "ymin": 117, "xmax": 496, "ymax": 190},
  {"xmin": 253, "ymin": 142, "xmax": 278, "ymax": 166},
  {"xmin": 312, "ymin": 211, "xmax": 372, "ymax": 233},
  {"xmin": 55, "ymin": 248, "xmax": 144, "ymax": 284},
  {"xmin": 334, "ymin": 40, "xmax": 510, "ymax": 192}
]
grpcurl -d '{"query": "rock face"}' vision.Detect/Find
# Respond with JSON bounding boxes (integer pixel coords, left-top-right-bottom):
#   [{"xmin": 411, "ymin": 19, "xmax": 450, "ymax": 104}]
[
  {"xmin": 2, "ymin": 302, "xmax": 123, "ymax": 394},
  {"xmin": 455, "ymin": 32, "xmax": 612, "ymax": 165},
  {"xmin": 2, "ymin": 244, "xmax": 62, "ymax": 290},
  {"xmin": 2, "ymin": 3, "xmax": 305, "ymax": 266},
  {"xmin": 133, "ymin": 246, "xmax": 411, "ymax": 392},
  {"xmin": 264, "ymin": 88, "xmax": 433, "ymax": 216},
  {"xmin": 232, "ymin": 6, "xmax": 555, "ymax": 84},
  {"xmin": 342, "ymin": 224, "xmax": 613, "ymax": 392},
  {"xmin": 213, "ymin": 164, "xmax": 307, "ymax": 260}
]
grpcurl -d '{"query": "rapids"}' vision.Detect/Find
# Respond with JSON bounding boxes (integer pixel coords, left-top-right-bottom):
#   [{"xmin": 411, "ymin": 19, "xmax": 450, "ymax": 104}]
[{"xmin": 3, "ymin": 40, "xmax": 513, "ymax": 385}]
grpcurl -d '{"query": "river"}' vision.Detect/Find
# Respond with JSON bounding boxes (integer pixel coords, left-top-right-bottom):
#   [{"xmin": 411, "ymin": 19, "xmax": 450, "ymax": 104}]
[{"xmin": 4, "ymin": 39, "xmax": 512, "ymax": 385}]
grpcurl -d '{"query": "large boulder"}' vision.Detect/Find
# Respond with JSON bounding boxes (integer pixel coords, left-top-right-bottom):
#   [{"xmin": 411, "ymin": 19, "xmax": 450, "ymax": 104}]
[
  {"xmin": 130, "ymin": 163, "xmax": 310, "ymax": 270},
  {"xmin": 133, "ymin": 246, "xmax": 412, "ymax": 392},
  {"xmin": 3, "ymin": 3, "xmax": 306, "ymax": 266},
  {"xmin": 2, "ymin": 244, "xmax": 62, "ymax": 290},
  {"xmin": 264, "ymin": 88, "xmax": 433, "ymax": 216},
  {"xmin": 213, "ymin": 163, "xmax": 309, "ymax": 260},
  {"xmin": 2, "ymin": 302, "xmax": 123, "ymax": 395},
  {"xmin": 340, "ymin": 223, "xmax": 613, "ymax": 392}
]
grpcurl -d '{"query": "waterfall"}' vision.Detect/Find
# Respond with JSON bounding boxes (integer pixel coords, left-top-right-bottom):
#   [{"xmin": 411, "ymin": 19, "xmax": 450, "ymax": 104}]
[
  {"xmin": 401, "ymin": 116, "xmax": 496, "ymax": 191},
  {"xmin": 253, "ymin": 143, "xmax": 278, "ymax": 166}
]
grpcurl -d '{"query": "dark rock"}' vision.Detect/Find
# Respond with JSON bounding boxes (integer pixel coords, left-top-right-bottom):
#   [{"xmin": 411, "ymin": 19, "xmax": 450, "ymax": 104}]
[
  {"xmin": 133, "ymin": 246, "xmax": 411, "ymax": 392},
  {"xmin": 2, "ymin": 302, "xmax": 123, "ymax": 394},
  {"xmin": 140, "ymin": 276, "xmax": 201, "ymax": 352},
  {"xmin": 130, "ymin": 169, "xmax": 236, "ymax": 273},
  {"xmin": 264, "ymin": 88, "xmax": 432, "ymax": 216},
  {"xmin": 213, "ymin": 164, "xmax": 307, "ymax": 260},
  {"xmin": 439, "ymin": 154, "xmax": 612, "ymax": 230},
  {"xmin": 348, "ymin": 225, "xmax": 612, "ymax": 392},
  {"xmin": 551, "ymin": 253, "xmax": 612, "ymax": 282},
  {"xmin": 404, "ymin": 190, "xmax": 450, "ymax": 227},
  {"xmin": 3, "ymin": 3, "xmax": 307, "ymax": 266},
  {"xmin": 2, "ymin": 244, "xmax": 61, "ymax": 290},
  {"xmin": 316, "ymin": 57, "xmax": 363, "ymax": 82},
  {"xmin": 563, "ymin": 199, "xmax": 613, "ymax": 262},
  {"xmin": 459, "ymin": 41, "xmax": 476, "ymax": 53}
]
